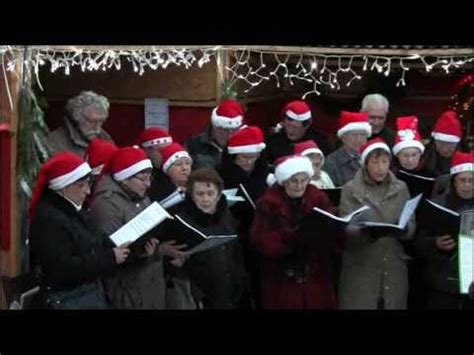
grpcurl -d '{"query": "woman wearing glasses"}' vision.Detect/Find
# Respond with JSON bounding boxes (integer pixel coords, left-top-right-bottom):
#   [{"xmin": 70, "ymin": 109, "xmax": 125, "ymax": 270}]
[
  {"xmin": 90, "ymin": 147, "xmax": 186, "ymax": 309},
  {"xmin": 29, "ymin": 152, "xmax": 130, "ymax": 309},
  {"xmin": 414, "ymin": 151, "xmax": 474, "ymax": 309}
]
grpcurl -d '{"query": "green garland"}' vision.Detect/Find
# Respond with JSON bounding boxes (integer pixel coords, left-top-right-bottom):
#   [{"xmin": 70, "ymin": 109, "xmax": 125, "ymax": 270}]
[
  {"xmin": 17, "ymin": 83, "xmax": 52, "ymax": 198},
  {"xmin": 220, "ymin": 80, "xmax": 238, "ymax": 100}
]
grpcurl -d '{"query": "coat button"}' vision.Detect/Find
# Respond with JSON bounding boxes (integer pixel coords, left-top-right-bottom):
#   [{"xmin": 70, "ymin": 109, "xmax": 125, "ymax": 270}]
[
  {"xmin": 296, "ymin": 277, "xmax": 303, "ymax": 284},
  {"xmin": 384, "ymin": 272, "xmax": 388, "ymax": 276},
  {"xmin": 385, "ymin": 286, "xmax": 389, "ymax": 290}
]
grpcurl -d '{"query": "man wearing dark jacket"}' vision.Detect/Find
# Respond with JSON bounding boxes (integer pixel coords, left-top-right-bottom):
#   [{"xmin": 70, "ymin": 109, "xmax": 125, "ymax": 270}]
[
  {"xmin": 185, "ymin": 99, "xmax": 244, "ymax": 170},
  {"xmin": 266, "ymin": 100, "xmax": 330, "ymax": 164}
]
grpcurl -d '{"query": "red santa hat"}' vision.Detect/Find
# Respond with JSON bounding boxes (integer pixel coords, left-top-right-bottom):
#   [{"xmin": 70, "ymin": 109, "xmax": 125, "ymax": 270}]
[
  {"xmin": 359, "ymin": 137, "xmax": 391, "ymax": 165},
  {"xmin": 293, "ymin": 140, "xmax": 324, "ymax": 164},
  {"xmin": 282, "ymin": 100, "xmax": 312, "ymax": 121},
  {"xmin": 137, "ymin": 127, "xmax": 173, "ymax": 149},
  {"xmin": 392, "ymin": 116, "xmax": 425, "ymax": 156},
  {"xmin": 84, "ymin": 138, "xmax": 118, "ymax": 176},
  {"xmin": 431, "ymin": 111, "xmax": 462, "ymax": 143},
  {"xmin": 274, "ymin": 154, "xmax": 314, "ymax": 185},
  {"xmin": 107, "ymin": 147, "xmax": 152, "ymax": 181},
  {"xmin": 227, "ymin": 125, "xmax": 266, "ymax": 154},
  {"xmin": 211, "ymin": 99, "xmax": 244, "ymax": 129},
  {"xmin": 337, "ymin": 111, "xmax": 372, "ymax": 138},
  {"xmin": 450, "ymin": 151, "xmax": 474, "ymax": 175},
  {"xmin": 29, "ymin": 152, "xmax": 91, "ymax": 219},
  {"xmin": 160, "ymin": 142, "xmax": 192, "ymax": 173}
]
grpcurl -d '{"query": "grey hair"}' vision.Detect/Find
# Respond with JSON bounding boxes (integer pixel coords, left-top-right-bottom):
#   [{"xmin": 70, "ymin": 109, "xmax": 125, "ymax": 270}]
[
  {"xmin": 361, "ymin": 93, "xmax": 389, "ymax": 114},
  {"xmin": 66, "ymin": 91, "xmax": 110, "ymax": 122}
]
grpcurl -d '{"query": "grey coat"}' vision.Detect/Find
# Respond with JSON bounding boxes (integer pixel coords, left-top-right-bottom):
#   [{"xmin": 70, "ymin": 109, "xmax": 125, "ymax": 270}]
[
  {"xmin": 338, "ymin": 169, "xmax": 415, "ymax": 309},
  {"xmin": 89, "ymin": 175, "xmax": 165, "ymax": 310},
  {"xmin": 323, "ymin": 147, "xmax": 361, "ymax": 187},
  {"xmin": 48, "ymin": 117, "xmax": 114, "ymax": 157}
]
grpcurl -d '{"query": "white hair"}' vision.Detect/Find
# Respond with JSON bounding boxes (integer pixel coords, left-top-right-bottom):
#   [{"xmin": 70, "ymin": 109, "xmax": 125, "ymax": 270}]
[
  {"xmin": 66, "ymin": 91, "xmax": 110, "ymax": 123},
  {"xmin": 361, "ymin": 93, "xmax": 389, "ymax": 114}
]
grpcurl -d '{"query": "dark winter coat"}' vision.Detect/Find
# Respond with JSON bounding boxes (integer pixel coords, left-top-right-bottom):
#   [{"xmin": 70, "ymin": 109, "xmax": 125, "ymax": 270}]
[
  {"xmin": 414, "ymin": 190, "xmax": 474, "ymax": 295},
  {"xmin": 265, "ymin": 128, "xmax": 330, "ymax": 165},
  {"xmin": 185, "ymin": 125, "xmax": 223, "ymax": 169},
  {"xmin": 29, "ymin": 189, "xmax": 117, "ymax": 292},
  {"xmin": 158, "ymin": 195, "xmax": 247, "ymax": 309}
]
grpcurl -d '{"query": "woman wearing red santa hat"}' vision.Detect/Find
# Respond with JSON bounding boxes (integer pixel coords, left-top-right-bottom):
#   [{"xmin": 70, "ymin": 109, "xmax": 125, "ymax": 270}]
[
  {"xmin": 83, "ymin": 138, "xmax": 118, "ymax": 194},
  {"xmin": 89, "ymin": 147, "xmax": 187, "ymax": 309},
  {"xmin": 391, "ymin": 116, "xmax": 435, "ymax": 197},
  {"xmin": 215, "ymin": 125, "xmax": 270, "ymax": 309},
  {"xmin": 414, "ymin": 151, "xmax": 474, "ymax": 309},
  {"xmin": 338, "ymin": 138, "xmax": 416, "ymax": 309},
  {"xmin": 29, "ymin": 152, "xmax": 130, "ymax": 309},
  {"xmin": 185, "ymin": 99, "xmax": 245, "ymax": 170},
  {"xmin": 150, "ymin": 142, "xmax": 197, "ymax": 309},
  {"xmin": 424, "ymin": 111, "xmax": 464, "ymax": 178},
  {"xmin": 293, "ymin": 140, "xmax": 335, "ymax": 189},
  {"xmin": 250, "ymin": 154, "xmax": 339, "ymax": 309}
]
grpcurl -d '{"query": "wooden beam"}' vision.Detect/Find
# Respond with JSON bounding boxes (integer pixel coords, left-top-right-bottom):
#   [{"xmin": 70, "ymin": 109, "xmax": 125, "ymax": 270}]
[
  {"xmin": 46, "ymin": 98, "xmax": 217, "ymax": 108},
  {"xmin": 0, "ymin": 52, "xmax": 21, "ymax": 280},
  {"xmin": 224, "ymin": 45, "xmax": 474, "ymax": 57},
  {"xmin": 11, "ymin": 45, "xmax": 473, "ymax": 57}
]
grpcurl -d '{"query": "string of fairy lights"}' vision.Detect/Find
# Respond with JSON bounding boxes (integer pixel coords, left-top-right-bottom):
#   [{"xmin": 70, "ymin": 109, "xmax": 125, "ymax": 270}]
[{"xmin": 1, "ymin": 45, "xmax": 473, "ymax": 109}]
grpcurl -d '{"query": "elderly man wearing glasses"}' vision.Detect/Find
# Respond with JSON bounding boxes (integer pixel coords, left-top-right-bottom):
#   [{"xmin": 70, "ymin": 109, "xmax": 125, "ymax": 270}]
[{"xmin": 48, "ymin": 91, "xmax": 114, "ymax": 157}]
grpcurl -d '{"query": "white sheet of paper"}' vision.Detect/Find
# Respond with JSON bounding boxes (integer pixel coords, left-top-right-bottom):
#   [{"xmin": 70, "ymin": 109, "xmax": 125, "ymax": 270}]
[
  {"xmin": 109, "ymin": 202, "xmax": 173, "ymax": 246},
  {"xmin": 239, "ymin": 184, "xmax": 256, "ymax": 209},
  {"xmin": 223, "ymin": 188, "xmax": 245, "ymax": 207},
  {"xmin": 459, "ymin": 234, "xmax": 473, "ymax": 294},
  {"xmin": 312, "ymin": 205, "xmax": 370, "ymax": 223},
  {"xmin": 398, "ymin": 193, "xmax": 423, "ymax": 229},
  {"xmin": 145, "ymin": 98, "xmax": 169, "ymax": 131},
  {"xmin": 159, "ymin": 189, "xmax": 185, "ymax": 209}
]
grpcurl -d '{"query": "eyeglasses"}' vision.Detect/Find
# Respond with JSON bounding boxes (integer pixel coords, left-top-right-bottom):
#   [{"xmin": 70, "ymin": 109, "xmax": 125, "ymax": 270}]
[{"xmin": 132, "ymin": 173, "xmax": 152, "ymax": 183}]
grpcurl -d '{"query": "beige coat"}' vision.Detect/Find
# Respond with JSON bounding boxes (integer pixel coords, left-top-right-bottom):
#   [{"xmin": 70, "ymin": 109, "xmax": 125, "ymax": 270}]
[
  {"xmin": 338, "ymin": 168, "xmax": 415, "ymax": 309},
  {"xmin": 90, "ymin": 175, "xmax": 165, "ymax": 310},
  {"xmin": 48, "ymin": 118, "xmax": 113, "ymax": 157}
]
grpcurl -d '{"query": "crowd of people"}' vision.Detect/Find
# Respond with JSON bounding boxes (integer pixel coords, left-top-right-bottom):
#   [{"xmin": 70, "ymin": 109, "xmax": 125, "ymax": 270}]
[{"xmin": 28, "ymin": 90, "xmax": 473, "ymax": 310}]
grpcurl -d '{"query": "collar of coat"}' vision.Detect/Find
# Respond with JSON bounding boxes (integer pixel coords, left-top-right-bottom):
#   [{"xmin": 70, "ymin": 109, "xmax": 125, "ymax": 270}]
[
  {"xmin": 40, "ymin": 188, "xmax": 83, "ymax": 219},
  {"xmin": 181, "ymin": 193, "xmax": 229, "ymax": 227},
  {"xmin": 351, "ymin": 168, "xmax": 404, "ymax": 203},
  {"xmin": 257, "ymin": 183, "xmax": 325, "ymax": 219},
  {"xmin": 334, "ymin": 146, "xmax": 360, "ymax": 165},
  {"xmin": 93, "ymin": 174, "xmax": 146, "ymax": 203},
  {"xmin": 64, "ymin": 116, "xmax": 112, "ymax": 149},
  {"xmin": 196, "ymin": 124, "xmax": 223, "ymax": 152}
]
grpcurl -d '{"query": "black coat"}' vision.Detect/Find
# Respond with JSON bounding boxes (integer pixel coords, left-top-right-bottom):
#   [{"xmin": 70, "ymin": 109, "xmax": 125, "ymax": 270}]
[
  {"xmin": 265, "ymin": 129, "xmax": 330, "ymax": 165},
  {"xmin": 148, "ymin": 168, "xmax": 180, "ymax": 203},
  {"xmin": 423, "ymin": 141, "xmax": 454, "ymax": 178},
  {"xmin": 185, "ymin": 125, "xmax": 223, "ymax": 169},
  {"xmin": 158, "ymin": 195, "xmax": 246, "ymax": 309},
  {"xmin": 29, "ymin": 189, "xmax": 116, "ymax": 291},
  {"xmin": 414, "ymin": 190, "xmax": 474, "ymax": 294},
  {"xmin": 215, "ymin": 150, "xmax": 270, "ymax": 234}
]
